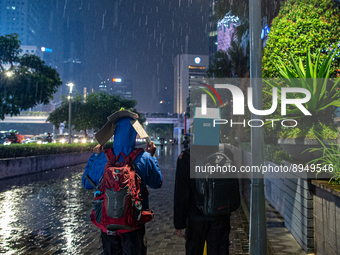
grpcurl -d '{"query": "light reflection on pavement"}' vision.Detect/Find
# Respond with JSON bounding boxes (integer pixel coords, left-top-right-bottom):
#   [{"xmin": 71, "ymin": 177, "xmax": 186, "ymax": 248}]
[{"xmin": 0, "ymin": 145, "xmax": 183, "ymax": 255}]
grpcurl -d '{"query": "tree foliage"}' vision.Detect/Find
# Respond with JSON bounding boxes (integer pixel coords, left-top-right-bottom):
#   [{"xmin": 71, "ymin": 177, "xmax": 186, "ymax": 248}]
[
  {"xmin": 0, "ymin": 34, "xmax": 62, "ymax": 119},
  {"xmin": 214, "ymin": 0, "xmax": 284, "ymax": 41},
  {"xmin": 262, "ymin": 0, "xmax": 340, "ymax": 78},
  {"xmin": 207, "ymin": 40, "xmax": 249, "ymax": 79},
  {"xmin": 147, "ymin": 124, "xmax": 173, "ymax": 139},
  {"xmin": 47, "ymin": 92, "xmax": 142, "ymax": 134},
  {"xmin": 214, "ymin": 0, "xmax": 283, "ymax": 23},
  {"xmin": 207, "ymin": 50, "xmax": 233, "ymax": 78}
]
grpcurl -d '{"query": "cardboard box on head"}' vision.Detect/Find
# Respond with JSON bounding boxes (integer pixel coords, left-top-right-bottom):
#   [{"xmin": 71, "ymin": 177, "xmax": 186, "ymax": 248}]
[
  {"xmin": 95, "ymin": 110, "xmax": 138, "ymax": 146},
  {"xmin": 130, "ymin": 120, "xmax": 151, "ymax": 144},
  {"xmin": 95, "ymin": 110, "xmax": 151, "ymax": 146}
]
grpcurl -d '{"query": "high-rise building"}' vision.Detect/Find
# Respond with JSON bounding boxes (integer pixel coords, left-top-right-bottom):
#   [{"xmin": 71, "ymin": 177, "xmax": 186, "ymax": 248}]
[
  {"xmin": 0, "ymin": 0, "xmax": 39, "ymax": 45},
  {"xmin": 99, "ymin": 78, "xmax": 133, "ymax": 100},
  {"xmin": 62, "ymin": 20, "xmax": 85, "ymax": 96},
  {"xmin": 173, "ymin": 54, "xmax": 209, "ymax": 114},
  {"xmin": 208, "ymin": 1, "xmax": 218, "ymax": 64}
]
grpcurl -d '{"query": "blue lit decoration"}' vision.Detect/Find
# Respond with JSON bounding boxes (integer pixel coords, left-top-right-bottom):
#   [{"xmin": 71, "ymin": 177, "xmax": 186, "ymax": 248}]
[
  {"xmin": 41, "ymin": 47, "xmax": 52, "ymax": 53},
  {"xmin": 261, "ymin": 25, "xmax": 271, "ymax": 40}
]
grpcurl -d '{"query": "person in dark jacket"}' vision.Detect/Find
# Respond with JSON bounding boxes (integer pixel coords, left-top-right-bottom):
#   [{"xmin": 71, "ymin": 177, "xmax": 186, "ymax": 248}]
[
  {"xmin": 174, "ymin": 148, "xmax": 231, "ymax": 255},
  {"xmin": 181, "ymin": 136, "xmax": 190, "ymax": 149},
  {"xmin": 83, "ymin": 115, "xmax": 162, "ymax": 255}
]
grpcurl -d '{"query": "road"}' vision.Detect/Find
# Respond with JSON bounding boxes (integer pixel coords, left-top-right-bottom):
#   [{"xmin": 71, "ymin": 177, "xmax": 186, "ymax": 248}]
[{"xmin": 0, "ymin": 145, "xmax": 249, "ymax": 255}]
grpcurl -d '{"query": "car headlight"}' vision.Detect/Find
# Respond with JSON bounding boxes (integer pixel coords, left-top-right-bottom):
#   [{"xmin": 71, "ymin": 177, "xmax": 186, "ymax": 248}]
[
  {"xmin": 82, "ymin": 138, "xmax": 87, "ymax": 144},
  {"xmin": 91, "ymin": 139, "xmax": 94, "ymax": 143},
  {"xmin": 74, "ymin": 139, "xmax": 79, "ymax": 143},
  {"xmin": 37, "ymin": 141, "xmax": 42, "ymax": 144},
  {"xmin": 4, "ymin": 141, "xmax": 11, "ymax": 145},
  {"xmin": 60, "ymin": 139, "xmax": 65, "ymax": 144}
]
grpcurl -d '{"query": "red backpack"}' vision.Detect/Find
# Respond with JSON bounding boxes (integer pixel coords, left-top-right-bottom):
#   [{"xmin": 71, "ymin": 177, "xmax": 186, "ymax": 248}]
[{"xmin": 90, "ymin": 148, "xmax": 154, "ymax": 236}]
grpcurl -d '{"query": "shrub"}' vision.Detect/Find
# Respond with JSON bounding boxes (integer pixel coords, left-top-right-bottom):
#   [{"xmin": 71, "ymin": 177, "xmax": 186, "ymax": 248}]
[
  {"xmin": 273, "ymin": 149, "xmax": 293, "ymax": 164},
  {"xmin": 308, "ymin": 138, "xmax": 340, "ymax": 184},
  {"xmin": 279, "ymin": 122, "xmax": 338, "ymax": 139},
  {"xmin": 262, "ymin": 0, "xmax": 340, "ymax": 78}
]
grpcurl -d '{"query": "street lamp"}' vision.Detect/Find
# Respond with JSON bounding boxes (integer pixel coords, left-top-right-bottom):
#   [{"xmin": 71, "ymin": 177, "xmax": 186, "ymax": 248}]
[
  {"xmin": 6, "ymin": 71, "xmax": 14, "ymax": 77},
  {"xmin": 67, "ymin": 82, "xmax": 74, "ymax": 144}
]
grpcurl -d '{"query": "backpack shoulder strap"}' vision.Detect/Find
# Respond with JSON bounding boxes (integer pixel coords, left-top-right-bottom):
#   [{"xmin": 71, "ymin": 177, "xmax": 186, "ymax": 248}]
[
  {"xmin": 104, "ymin": 148, "xmax": 116, "ymax": 163},
  {"xmin": 127, "ymin": 148, "xmax": 144, "ymax": 162}
]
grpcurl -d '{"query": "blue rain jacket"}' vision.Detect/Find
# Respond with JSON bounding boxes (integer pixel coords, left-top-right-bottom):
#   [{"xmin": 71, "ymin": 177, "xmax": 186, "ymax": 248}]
[{"xmin": 82, "ymin": 117, "xmax": 162, "ymax": 209}]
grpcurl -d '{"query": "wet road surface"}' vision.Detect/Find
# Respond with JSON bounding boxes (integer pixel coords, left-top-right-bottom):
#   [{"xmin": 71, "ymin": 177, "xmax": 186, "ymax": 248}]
[{"xmin": 0, "ymin": 145, "xmax": 249, "ymax": 255}]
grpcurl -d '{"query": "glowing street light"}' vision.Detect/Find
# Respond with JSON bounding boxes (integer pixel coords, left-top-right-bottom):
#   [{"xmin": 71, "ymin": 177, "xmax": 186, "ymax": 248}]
[
  {"xmin": 6, "ymin": 71, "xmax": 13, "ymax": 77},
  {"xmin": 67, "ymin": 82, "xmax": 74, "ymax": 144}
]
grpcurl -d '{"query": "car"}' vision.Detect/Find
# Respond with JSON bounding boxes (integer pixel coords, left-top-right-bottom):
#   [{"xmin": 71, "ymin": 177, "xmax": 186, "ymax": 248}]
[
  {"xmin": 54, "ymin": 134, "xmax": 68, "ymax": 144},
  {"xmin": 73, "ymin": 135, "xmax": 88, "ymax": 144},
  {"xmin": 24, "ymin": 136, "xmax": 45, "ymax": 144}
]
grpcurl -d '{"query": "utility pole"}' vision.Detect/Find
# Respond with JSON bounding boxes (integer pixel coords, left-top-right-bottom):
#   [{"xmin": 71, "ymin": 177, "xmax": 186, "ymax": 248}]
[{"xmin": 249, "ymin": 0, "xmax": 267, "ymax": 254}]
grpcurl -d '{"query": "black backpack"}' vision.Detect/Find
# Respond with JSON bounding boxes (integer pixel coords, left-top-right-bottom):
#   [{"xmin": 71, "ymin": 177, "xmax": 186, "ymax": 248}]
[{"xmin": 195, "ymin": 152, "xmax": 240, "ymax": 216}]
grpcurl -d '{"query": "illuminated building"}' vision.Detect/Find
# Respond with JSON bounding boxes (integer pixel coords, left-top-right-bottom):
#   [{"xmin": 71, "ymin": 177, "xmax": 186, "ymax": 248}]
[
  {"xmin": 0, "ymin": 0, "xmax": 39, "ymax": 45},
  {"xmin": 99, "ymin": 78, "xmax": 132, "ymax": 100},
  {"xmin": 173, "ymin": 54, "xmax": 209, "ymax": 114}
]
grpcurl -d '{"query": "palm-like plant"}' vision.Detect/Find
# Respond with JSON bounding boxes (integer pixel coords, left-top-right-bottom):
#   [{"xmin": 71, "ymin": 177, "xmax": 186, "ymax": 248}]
[
  {"xmin": 265, "ymin": 48, "xmax": 340, "ymax": 118},
  {"xmin": 308, "ymin": 137, "xmax": 340, "ymax": 185}
]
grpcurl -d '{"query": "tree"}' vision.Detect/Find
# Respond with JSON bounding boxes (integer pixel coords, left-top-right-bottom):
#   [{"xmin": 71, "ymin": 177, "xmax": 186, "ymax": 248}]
[
  {"xmin": 147, "ymin": 124, "xmax": 173, "ymax": 140},
  {"xmin": 47, "ymin": 94, "xmax": 86, "ymax": 133},
  {"xmin": 82, "ymin": 92, "xmax": 140, "ymax": 131},
  {"xmin": 214, "ymin": 0, "xmax": 284, "ymax": 41},
  {"xmin": 262, "ymin": 0, "xmax": 340, "ymax": 78},
  {"xmin": 0, "ymin": 34, "xmax": 62, "ymax": 119},
  {"xmin": 206, "ymin": 50, "xmax": 233, "ymax": 78},
  {"xmin": 215, "ymin": 0, "xmax": 283, "ymax": 22},
  {"xmin": 47, "ymin": 92, "xmax": 142, "ymax": 136}
]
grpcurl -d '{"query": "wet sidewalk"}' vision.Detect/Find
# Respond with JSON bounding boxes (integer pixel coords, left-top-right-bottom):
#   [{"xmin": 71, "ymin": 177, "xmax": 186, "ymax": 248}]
[{"xmin": 0, "ymin": 146, "xmax": 306, "ymax": 255}]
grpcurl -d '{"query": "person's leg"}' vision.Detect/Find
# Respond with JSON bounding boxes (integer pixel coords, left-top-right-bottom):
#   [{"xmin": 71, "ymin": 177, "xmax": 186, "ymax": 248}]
[
  {"xmin": 120, "ymin": 226, "xmax": 147, "ymax": 255},
  {"xmin": 206, "ymin": 215, "xmax": 231, "ymax": 255},
  {"xmin": 101, "ymin": 231, "xmax": 122, "ymax": 255},
  {"xmin": 185, "ymin": 219, "xmax": 207, "ymax": 255}
]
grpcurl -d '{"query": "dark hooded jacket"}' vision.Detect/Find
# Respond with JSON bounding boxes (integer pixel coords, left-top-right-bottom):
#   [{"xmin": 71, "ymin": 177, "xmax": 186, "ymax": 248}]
[{"xmin": 82, "ymin": 117, "xmax": 162, "ymax": 209}]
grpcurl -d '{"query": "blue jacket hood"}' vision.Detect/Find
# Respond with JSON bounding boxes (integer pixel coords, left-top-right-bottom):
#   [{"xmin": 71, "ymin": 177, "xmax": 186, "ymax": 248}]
[{"xmin": 113, "ymin": 117, "xmax": 137, "ymax": 159}]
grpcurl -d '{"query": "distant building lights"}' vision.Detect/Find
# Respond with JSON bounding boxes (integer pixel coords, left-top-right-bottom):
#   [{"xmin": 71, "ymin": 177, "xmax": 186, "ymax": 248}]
[
  {"xmin": 41, "ymin": 47, "xmax": 52, "ymax": 53},
  {"xmin": 112, "ymin": 78, "xmax": 122, "ymax": 82}
]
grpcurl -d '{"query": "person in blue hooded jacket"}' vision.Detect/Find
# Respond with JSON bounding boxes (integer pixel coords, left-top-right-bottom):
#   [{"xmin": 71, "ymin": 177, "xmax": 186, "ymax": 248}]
[{"xmin": 82, "ymin": 115, "xmax": 162, "ymax": 255}]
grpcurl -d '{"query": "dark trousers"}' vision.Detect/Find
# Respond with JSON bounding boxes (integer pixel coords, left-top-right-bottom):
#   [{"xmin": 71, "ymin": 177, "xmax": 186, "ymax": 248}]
[
  {"xmin": 185, "ymin": 216, "xmax": 231, "ymax": 255},
  {"xmin": 101, "ymin": 226, "xmax": 147, "ymax": 255}
]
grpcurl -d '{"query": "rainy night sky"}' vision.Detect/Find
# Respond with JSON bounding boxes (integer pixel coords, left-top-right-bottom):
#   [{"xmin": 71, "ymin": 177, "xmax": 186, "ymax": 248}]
[{"xmin": 37, "ymin": 0, "xmax": 210, "ymax": 113}]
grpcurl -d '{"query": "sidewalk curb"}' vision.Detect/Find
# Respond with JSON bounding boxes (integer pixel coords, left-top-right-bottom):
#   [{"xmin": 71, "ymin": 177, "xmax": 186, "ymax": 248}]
[{"xmin": 239, "ymin": 196, "xmax": 277, "ymax": 255}]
